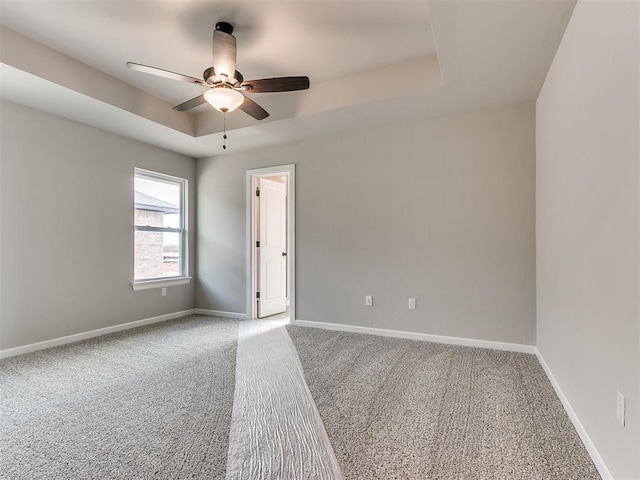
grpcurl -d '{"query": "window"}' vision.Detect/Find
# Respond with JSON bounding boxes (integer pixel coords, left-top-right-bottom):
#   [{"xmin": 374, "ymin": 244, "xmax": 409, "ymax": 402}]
[{"xmin": 133, "ymin": 169, "xmax": 189, "ymax": 289}]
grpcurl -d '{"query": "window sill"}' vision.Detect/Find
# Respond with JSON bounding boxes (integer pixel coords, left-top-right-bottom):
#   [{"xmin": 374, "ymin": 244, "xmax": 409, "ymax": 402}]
[{"xmin": 132, "ymin": 277, "xmax": 192, "ymax": 291}]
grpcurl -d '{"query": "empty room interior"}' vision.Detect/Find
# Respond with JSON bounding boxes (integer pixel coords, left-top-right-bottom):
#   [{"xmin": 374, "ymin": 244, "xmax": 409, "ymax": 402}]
[{"xmin": 0, "ymin": 0, "xmax": 638, "ymax": 479}]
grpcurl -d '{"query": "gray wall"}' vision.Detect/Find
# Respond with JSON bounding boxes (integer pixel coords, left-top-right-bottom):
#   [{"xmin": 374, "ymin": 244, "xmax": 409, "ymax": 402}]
[
  {"xmin": 0, "ymin": 100, "xmax": 196, "ymax": 350},
  {"xmin": 197, "ymin": 105, "xmax": 536, "ymax": 345},
  {"xmin": 536, "ymin": 1, "xmax": 639, "ymax": 478}
]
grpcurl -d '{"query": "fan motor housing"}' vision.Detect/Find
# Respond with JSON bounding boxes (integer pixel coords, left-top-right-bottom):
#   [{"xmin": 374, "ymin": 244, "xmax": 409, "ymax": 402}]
[{"xmin": 203, "ymin": 66, "xmax": 243, "ymax": 87}]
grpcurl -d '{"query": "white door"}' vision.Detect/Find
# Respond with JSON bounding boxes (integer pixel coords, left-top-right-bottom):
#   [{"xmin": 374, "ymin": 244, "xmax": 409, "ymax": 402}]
[{"xmin": 257, "ymin": 178, "xmax": 287, "ymax": 318}]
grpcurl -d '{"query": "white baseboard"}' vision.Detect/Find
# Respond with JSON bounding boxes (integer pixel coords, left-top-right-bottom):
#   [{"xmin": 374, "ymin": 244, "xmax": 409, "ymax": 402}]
[
  {"xmin": 293, "ymin": 320, "xmax": 536, "ymax": 354},
  {"xmin": 535, "ymin": 349, "xmax": 613, "ymax": 480},
  {"xmin": 0, "ymin": 309, "xmax": 196, "ymax": 360},
  {"xmin": 194, "ymin": 308, "xmax": 248, "ymax": 320}
]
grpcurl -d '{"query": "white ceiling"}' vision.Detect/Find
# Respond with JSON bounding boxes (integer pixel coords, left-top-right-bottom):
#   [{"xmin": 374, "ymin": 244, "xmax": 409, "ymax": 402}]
[
  {"xmin": 0, "ymin": 1, "xmax": 437, "ymax": 105},
  {"xmin": 0, "ymin": 0, "xmax": 576, "ymax": 158}
]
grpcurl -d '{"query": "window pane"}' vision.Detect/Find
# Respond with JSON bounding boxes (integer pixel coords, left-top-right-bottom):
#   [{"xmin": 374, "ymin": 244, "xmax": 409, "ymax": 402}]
[
  {"xmin": 135, "ymin": 230, "xmax": 181, "ymax": 280},
  {"xmin": 134, "ymin": 177, "xmax": 181, "ymax": 227},
  {"xmin": 134, "ymin": 169, "xmax": 186, "ymax": 282}
]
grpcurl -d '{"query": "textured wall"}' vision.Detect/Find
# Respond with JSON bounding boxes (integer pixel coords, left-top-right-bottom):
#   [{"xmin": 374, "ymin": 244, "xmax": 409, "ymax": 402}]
[
  {"xmin": 0, "ymin": 100, "xmax": 196, "ymax": 350},
  {"xmin": 197, "ymin": 105, "xmax": 536, "ymax": 345},
  {"xmin": 536, "ymin": 1, "xmax": 640, "ymax": 478}
]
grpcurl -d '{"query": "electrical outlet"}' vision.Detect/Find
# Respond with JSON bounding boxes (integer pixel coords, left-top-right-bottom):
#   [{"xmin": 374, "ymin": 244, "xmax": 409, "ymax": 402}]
[
  {"xmin": 162, "ymin": 287, "xmax": 167, "ymax": 297},
  {"xmin": 365, "ymin": 295, "xmax": 373, "ymax": 307},
  {"xmin": 408, "ymin": 298, "xmax": 416, "ymax": 310},
  {"xmin": 617, "ymin": 391, "xmax": 626, "ymax": 426}
]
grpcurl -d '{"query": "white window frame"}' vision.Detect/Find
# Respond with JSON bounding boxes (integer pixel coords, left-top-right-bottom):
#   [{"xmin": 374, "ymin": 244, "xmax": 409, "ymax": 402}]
[{"xmin": 132, "ymin": 168, "xmax": 191, "ymax": 291}]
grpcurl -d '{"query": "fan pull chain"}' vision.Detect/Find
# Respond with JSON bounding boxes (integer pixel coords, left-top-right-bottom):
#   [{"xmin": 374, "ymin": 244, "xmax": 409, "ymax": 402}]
[{"xmin": 223, "ymin": 113, "xmax": 228, "ymax": 150}]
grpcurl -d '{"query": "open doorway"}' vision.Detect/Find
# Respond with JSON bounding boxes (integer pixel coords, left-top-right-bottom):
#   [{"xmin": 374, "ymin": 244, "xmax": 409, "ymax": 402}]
[{"xmin": 246, "ymin": 165, "xmax": 295, "ymax": 322}]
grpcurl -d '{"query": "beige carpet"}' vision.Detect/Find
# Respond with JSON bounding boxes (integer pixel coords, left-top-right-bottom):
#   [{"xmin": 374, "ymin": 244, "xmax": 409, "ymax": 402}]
[
  {"xmin": 0, "ymin": 316, "xmax": 602, "ymax": 479},
  {"xmin": 0, "ymin": 316, "xmax": 238, "ymax": 479},
  {"xmin": 287, "ymin": 325, "xmax": 601, "ymax": 480}
]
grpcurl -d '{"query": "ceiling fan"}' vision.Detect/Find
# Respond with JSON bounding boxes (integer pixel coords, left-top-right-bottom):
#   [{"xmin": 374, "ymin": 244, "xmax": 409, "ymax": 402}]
[{"xmin": 126, "ymin": 21, "xmax": 310, "ymax": 121}]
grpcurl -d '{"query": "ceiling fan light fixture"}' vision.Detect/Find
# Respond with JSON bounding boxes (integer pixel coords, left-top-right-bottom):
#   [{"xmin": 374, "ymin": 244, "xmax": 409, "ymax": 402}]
[{"xmin": 203, "ymin": 87, "xmax": 244, "ymax": 113}]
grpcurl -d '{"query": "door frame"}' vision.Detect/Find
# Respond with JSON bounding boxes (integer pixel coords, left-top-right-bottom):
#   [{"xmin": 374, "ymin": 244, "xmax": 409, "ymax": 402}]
[{"xmin": 246, "ymin": 164, "xmax": 295, "ymax": 322}]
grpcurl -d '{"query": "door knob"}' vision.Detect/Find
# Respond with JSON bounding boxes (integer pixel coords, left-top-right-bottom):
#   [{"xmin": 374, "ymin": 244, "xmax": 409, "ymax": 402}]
[{"xmin": 282, "ymin": 252, "xmax": 287, "ymax": 257}]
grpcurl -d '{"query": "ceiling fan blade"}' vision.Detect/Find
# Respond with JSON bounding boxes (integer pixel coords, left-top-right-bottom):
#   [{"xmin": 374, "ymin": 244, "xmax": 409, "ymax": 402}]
[
  {"xmin": 173, "ymin": 94, "xmax": 207, "ymax": 112},
  {"xmin": 241, "ymin": 76, "xmax": 310, "ymax": 93},
  {"xmin": 126, "ymin": 62, "xmax": 206, "ymax": 86},
  {"xmin": 212, "ymin": 22, "xmax": 237, "ymax": 80},
  {"xmin": 239, "ymin": 95, "xmax": 269, "ymax": 121}
]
